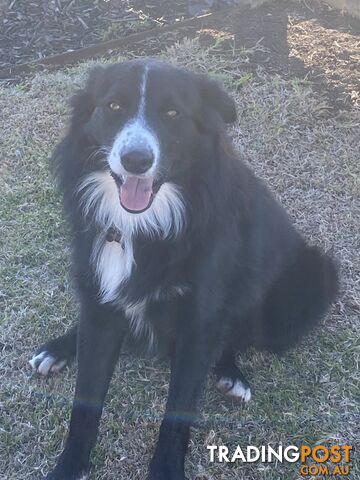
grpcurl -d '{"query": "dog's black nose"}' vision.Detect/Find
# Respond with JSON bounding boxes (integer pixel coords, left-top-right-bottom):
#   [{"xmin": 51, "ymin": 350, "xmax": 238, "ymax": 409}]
[{"xmin": 121, "ymin": 149, "xmax": 154, "ymax": 174}]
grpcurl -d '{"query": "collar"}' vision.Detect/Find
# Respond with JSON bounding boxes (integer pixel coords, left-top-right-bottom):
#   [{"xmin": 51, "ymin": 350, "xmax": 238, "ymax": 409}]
[{"xmin": 105, "ymin": 226, "xmax": 122, "ymax": 243}]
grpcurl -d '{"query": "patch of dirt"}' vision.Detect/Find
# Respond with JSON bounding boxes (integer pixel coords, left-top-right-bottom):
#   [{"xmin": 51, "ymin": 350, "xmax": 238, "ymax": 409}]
[
  {"xmin": 289, "ymin": 17, "xmax": 360, "ymax": 106},
  {"xmin": 0, "ymin": 1, "xmax": 359, "ymax": 109},
  {"xmin": 198, "ymin": 0, "xmax": 360, "ymax": 108}
]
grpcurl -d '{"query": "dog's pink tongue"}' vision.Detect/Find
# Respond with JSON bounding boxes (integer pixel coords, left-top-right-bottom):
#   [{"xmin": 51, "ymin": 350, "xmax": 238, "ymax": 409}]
[{"xmin": 120, "ymin": 176, "xmax": 153, "ymax": 212}]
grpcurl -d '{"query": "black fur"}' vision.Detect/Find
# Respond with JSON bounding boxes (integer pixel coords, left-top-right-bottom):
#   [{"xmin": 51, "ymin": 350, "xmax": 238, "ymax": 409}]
[{"xmin": 33, "ymin": 59, "xmax": 338, "ymax": 480}]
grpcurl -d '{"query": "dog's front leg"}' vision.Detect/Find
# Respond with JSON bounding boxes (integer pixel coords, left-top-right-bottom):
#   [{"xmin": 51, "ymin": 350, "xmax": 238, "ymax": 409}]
[
  {"xmin": 148, "ymin": 300, "xmax": 222, "ymax": 480},
  {"xmin": 45, "ymin": 301, "xmax": 125, "ymax": 480}
]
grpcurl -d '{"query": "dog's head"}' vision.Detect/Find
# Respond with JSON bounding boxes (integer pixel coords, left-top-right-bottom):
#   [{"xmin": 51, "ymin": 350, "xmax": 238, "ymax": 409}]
[{"xmin": 73, "ymin": 59, "xmax": 237, "ymax": 214}]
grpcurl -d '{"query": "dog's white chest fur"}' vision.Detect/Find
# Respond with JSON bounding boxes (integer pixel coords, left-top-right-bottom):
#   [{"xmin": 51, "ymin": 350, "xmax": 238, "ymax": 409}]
[
  {"xmin": 93, "ymin": 237, "xmax": 187, "ymax": 348},
  {"xmin": 93, "ymin": 236, "xmax": 134, "ymax": 303},
  {"xmin": 93, "ymin": 236, "xmax": 154, "ymax": 345}
]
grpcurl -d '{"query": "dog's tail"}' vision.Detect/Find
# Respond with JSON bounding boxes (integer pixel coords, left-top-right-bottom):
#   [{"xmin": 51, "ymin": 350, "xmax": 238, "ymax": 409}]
[{"xmin": 262, "ymin": 245, "xmax": 339, "ymax": 354}]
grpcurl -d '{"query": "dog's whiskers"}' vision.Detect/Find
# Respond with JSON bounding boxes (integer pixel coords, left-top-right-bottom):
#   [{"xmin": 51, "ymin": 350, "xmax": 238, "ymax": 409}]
[{"xmin": 86, "ymin": 146, "xmax": 111, "ymax": 166}]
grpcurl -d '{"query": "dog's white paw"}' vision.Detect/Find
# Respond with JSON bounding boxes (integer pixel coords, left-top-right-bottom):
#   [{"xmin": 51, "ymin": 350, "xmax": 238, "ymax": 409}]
[
  {"xmin": 217, "ymin": 377, "xmax": 251, "ymax": 402},
  {"xmin": 29, "ymin": 351, "xmax": 67, "ymax": 376}
]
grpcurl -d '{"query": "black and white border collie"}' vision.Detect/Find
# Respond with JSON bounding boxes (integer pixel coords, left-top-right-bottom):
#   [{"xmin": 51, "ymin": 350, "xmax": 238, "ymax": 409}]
[{"xmin": 29, "ymin": 59, "xmax": 338, "ymax": 480}]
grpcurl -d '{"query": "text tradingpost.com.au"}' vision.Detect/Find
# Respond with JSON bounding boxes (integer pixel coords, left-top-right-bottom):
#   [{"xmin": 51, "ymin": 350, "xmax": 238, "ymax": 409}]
[{"xmin": 207, "ymin": 444, "xmax": 353, "ymax": 476}]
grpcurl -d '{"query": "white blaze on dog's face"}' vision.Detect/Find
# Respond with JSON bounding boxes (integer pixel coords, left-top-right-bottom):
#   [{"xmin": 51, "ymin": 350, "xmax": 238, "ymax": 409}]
[{"xmin": 107, "ymin": 65, "xmax": 161, "ymax": 214}]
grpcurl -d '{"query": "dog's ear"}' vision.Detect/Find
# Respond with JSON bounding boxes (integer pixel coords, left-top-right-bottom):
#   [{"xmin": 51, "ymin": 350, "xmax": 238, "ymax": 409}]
[
  {"xmin": 86, "ymin": 65, "xmax": 106, "ymax": 89},
  {"xmin": 69, "ymin": 65, "xmax": 106, "ymax": 124},
  {"xmin": 197, "ymin": 74, "xmax": 237, "ymax": 124}
]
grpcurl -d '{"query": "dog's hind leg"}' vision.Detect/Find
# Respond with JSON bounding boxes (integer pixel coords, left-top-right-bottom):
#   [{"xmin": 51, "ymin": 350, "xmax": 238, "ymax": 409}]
[
  {"xmin": 29, "ymin": 324, "xmax": 77, "ymax": 376},
  {"xmin": 262, "ymin": 245, "xmax": 338, "ymax": 354},
  {"xmin": 214, "ymin": 350, "xmax": 251, "ymax": 402}
]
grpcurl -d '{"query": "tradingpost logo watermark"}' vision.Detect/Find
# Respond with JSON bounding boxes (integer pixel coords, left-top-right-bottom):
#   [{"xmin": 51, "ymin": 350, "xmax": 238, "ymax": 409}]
[{"xmin": 207, "ymin": 444, "xmax": 353, "ymax": 476}]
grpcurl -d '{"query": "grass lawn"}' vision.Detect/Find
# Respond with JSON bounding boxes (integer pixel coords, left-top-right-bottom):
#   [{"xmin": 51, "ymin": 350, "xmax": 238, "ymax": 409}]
[{"xmin": 0, "ymin": 39, "xmax": 359, "ymax": 479}]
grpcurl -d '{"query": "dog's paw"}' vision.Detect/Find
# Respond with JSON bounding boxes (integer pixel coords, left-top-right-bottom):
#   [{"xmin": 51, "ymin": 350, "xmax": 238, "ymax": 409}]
[
  {"xmin": 29, "ymin": 350, "xmax": 68, "ymax": 376},
  {"xmin": 217, "ymin": 377, "xmax": 251, "ymax": 402},
  {"xmin": 147, "ymin": 471, "xmax": 185, "ymax": 480},
  {"xmin": 43, "ymin": 446, "xmax": 90, "ymax": 479},
  {"xmin": 45, "ymin": 474, "xmax": 88, "ymax": 480},
  {"xmin": 45, "ymin": 472, "xmax": 88, "ymax": 480},
  {"xmin": 147, "ymin": 453, "xmax": 185, "ymax": 480},
  {"xmin": 44, "ymin": 461, "xmax": 89, "ymax": 480}
]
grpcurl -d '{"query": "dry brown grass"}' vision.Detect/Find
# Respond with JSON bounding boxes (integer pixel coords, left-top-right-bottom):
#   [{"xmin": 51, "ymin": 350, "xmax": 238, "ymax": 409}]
[{"xmin": 0, "ymin": 39, "xmax": 359, "ymax": 479}]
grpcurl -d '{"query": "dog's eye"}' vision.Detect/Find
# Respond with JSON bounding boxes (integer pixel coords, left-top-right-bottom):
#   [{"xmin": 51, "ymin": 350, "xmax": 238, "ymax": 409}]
[
  {"xmin": 108, "ymin": 102, "xmax": 123, "ymax": 112},
  {"xmin": 164, "ymin": 109, "xmax": 179, "ymax": 119}
]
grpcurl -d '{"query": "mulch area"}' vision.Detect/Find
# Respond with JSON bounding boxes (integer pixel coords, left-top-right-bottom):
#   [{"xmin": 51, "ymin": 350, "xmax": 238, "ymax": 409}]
[
  {"xmin": 0, "ymin": 0, "xmax": 189, "ymax": 68},
  {"xmin": 199, "ymin": 0, "xmax": 360, "ymax": 108},
  {"xmin": 0, "ymin": 0, "xmax": 359, "ymax": 109}
]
